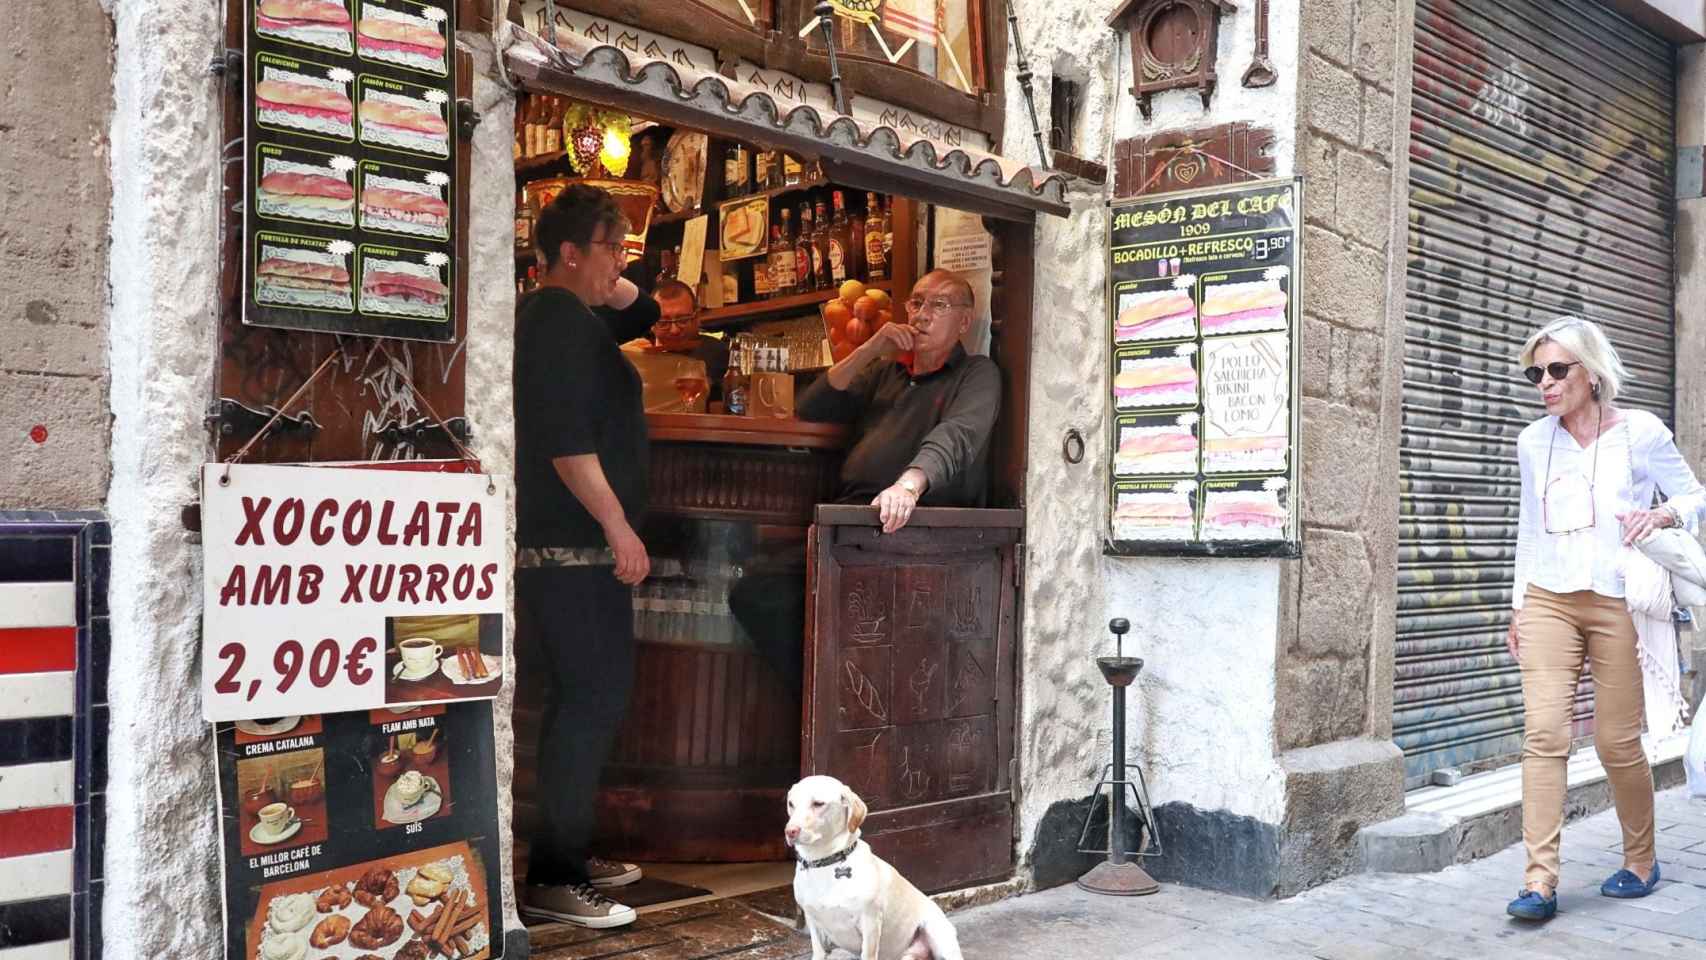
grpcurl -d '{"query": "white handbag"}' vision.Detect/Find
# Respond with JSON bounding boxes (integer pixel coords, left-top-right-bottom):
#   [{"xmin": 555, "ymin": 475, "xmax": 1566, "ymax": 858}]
[{"xmin": 1635, "ymin": 525, "xmax": 1706, "ymax": 607}]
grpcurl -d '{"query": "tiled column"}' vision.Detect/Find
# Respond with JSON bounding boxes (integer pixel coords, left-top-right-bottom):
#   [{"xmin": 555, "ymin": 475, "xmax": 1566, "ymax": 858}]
[{"xmin": 0, "ymin": 514, "xmax": 110, "ymax": 960}]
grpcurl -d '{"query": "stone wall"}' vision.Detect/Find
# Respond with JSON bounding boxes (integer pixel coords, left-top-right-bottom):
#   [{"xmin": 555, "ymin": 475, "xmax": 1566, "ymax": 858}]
[
  {"xmin": 1674, "ymin": 42, "xmax": 1706, "ymax": 710},
  {"xmin": 1005, "ymin": 0, "xmax": 1301, "ymax": 897},
  {"xmin": 0, "ymin": 0, "xmax": 114, "ymax": 509},
  {"xmin": 1272, "ymin": 0, "xmax": 1413, "ymax": 893}
]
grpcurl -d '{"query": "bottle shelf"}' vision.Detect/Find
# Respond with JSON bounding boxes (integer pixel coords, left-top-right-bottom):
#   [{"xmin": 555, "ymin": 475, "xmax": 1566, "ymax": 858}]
[{"xmin": 700, "ymin": 281, "xmax": 891, "ymax": 330}]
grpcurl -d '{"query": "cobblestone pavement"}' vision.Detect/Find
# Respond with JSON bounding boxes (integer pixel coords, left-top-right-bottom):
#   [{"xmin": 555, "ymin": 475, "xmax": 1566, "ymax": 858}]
[{"xmin": 933, "ymin": 785, "xmax": 1706, "ymax": 959}]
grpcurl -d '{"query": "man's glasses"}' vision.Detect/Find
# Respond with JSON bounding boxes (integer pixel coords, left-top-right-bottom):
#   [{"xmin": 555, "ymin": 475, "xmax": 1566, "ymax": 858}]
[
  {"xmin": 1523, "ymin": 361, "xmax": 1581, "ymax": 384},
  {"xmin": 655, "ymin": 317, "xmax": 696, "ymax": 329}
]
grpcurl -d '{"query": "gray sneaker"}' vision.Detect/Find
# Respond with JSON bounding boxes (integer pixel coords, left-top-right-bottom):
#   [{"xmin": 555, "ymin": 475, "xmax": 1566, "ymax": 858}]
[
  {"xmin": 523, "ymin": 883, "xmax": 636, "ymax": 928},
  {"xmin": 587, "ymin": 856, "xmax": 642, "ymax": 888}
]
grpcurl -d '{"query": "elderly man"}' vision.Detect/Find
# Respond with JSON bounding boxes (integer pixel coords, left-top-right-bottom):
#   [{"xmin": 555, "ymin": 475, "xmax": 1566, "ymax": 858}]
[
  {"xmin": 649, "ymin": 278, "xmax": 728, "ymax": 398},
  {"xmin": 728, "ymin": 269, "xmax": 1000, "ymax": 696}
]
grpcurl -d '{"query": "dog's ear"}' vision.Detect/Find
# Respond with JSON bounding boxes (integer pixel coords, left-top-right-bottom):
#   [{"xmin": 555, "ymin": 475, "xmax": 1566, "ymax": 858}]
[{"xmin": 844, "ymin": 787, "xmax": 868, "ymax": 835}]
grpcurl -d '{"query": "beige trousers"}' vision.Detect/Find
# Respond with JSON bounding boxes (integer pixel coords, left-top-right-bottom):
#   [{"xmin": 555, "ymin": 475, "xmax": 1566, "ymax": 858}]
[{"xmin": 1518, "ymin": 586, "xmax": 1655, "ymax": 891}]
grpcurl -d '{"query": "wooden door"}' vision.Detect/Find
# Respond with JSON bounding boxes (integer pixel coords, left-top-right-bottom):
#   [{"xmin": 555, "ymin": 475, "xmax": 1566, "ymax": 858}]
[{"xmin": 804, "ymin": 505, "xmax": 1021, "ymax": 893}]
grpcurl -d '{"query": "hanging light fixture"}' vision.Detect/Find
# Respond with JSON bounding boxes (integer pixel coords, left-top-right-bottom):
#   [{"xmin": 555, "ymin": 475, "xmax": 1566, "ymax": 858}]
[{"xmin": 599, "ymin": 114, "xmax": 632, "ymax": 177}]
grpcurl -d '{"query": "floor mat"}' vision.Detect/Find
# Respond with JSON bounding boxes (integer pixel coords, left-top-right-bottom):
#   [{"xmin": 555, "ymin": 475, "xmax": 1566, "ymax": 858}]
[{"xmin": 606, "ymin": 875, "xmax": 713, "ymax": 908}]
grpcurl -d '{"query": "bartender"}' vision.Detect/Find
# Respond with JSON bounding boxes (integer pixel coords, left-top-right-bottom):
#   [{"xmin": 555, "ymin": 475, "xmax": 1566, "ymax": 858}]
[
  {"xmin": 513, "ymin": 183, "xmax": 655, "ymax": 929},
  {"xmin": 728, "ymin": 269, "xmax": 1001, "ymax": 696},
  {"xmin": 649, "ymin": 278, "xmax": 729, "ymax": 400}
]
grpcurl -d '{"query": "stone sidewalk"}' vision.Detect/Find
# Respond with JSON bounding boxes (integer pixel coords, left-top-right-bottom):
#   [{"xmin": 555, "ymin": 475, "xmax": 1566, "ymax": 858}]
[{"xmin": 933, "ymin": 785, "xmax": 1706, "ymax": 959}]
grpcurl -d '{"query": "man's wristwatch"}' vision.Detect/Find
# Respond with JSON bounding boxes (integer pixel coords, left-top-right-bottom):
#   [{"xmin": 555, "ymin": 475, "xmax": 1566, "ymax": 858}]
[{"xmin": 896, "ymin": 476, "xmax": 923, "ymax": 498}]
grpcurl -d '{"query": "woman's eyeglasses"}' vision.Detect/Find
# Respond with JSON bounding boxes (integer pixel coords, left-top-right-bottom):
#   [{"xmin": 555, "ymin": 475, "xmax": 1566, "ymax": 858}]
[{"xmin": 1523, "ymin": 361, "xmax": 1581, "ymax": 384}]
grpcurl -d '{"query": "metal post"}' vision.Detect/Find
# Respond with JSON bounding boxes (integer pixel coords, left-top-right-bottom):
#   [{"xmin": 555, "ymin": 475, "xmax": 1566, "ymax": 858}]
[
  {"xmin": 1076, "ymin": 617, "xmax": 1159, "ymax": 896},
  {"xmin": 815, "ymin": 2, "xmax": 849, "ymax": 116},
  {"xmin": 1108, "ymin": 677, "xmax": 1127, "ymax": 865},
  {"xmin": 1004, "ymin": 0, "xmax": 1050, "ymax": 169}
]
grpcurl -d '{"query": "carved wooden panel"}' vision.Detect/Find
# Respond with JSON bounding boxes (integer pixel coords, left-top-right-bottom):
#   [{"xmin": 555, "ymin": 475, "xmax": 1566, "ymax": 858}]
[
  {"xmin": 806, "ymin": 506, "xmax": 1020, "ymax": 891},
  {"xmin": 1107, "ymin": 0, "xmax": 1236, "ymax": 119},
  {"xmin": 1113, "ymin": 120, "xmax": 1276, "ymax": 198}
]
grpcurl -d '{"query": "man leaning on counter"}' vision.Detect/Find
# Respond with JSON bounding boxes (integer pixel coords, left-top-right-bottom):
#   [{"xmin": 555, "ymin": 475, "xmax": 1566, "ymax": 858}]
[{"xmin": 729, "ymin": 268, "xmax": 1002, "ymax": 697}]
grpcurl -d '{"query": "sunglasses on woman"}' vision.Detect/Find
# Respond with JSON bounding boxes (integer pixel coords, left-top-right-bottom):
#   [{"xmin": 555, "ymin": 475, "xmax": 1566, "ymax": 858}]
[{"xmin": 1522, "ymin": 361, "xmax": 1581, "ymax": 384}]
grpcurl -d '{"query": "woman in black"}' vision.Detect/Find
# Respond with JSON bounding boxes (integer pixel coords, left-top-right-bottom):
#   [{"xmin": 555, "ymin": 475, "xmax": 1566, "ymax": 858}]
[{"xmin": 513, "ymin": 184, "xmax": 658, "ymax": 929}]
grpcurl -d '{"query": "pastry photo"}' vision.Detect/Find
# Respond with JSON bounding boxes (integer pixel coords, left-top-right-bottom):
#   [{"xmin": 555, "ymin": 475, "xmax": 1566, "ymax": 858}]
[
  {"xmin": 247, "ymin": 843, "xmax": 492, "ymax": 960},
  {"xmin": 719, "ymin": 195, "xmax": 769, "ymax": 261}
]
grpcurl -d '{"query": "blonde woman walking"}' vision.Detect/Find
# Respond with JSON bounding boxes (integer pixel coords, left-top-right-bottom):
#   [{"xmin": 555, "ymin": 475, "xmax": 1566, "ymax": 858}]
[{"xmin": 1504, "ymin": 317, "xmax": 1704, "ymax": 921}]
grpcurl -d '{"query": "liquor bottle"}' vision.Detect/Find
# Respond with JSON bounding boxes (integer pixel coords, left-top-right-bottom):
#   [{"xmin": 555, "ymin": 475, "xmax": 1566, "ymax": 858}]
[
  {"xmin": 543, "ymin": 98, "xmax": 562, "ymax": 154},
  {"xmin": 723, "ymin": 348, "xmax": 748, "ymax": 415},
  {"xmin": 864, "ymin": 192, "xmax": 887, "ymax": 281},
  {"xmin": 752, "ymin": 230, "xmax": 774, "ymax": 299},
  {"xmin": 724, "ymin": 142, "xmax": 749, "ymax": 197},
  {"xmin": 514, "ymin": 190, "xmax": 533, "ymax": 252},
  {"xmin": 849, "ymin": 197, "xmax": 867, "ymax": 282},
  {"xmin": 513, "ymin": 99, "xmax": 524, "ymax": 160},
  {"xmin": 794, "ymin": 204, "xmax": 815, "ymax": 290},
  {"xmin": 754, "ymin": 150, "xmax": 774, "ymax": 191},
  {"xmin": 522, "ymin": 95, "xmax": 539, "ymax": 157},
  {"xmin": 812, "ymin": 200, "xmax": 833, "ymax": 290},
  {"xmin": 828, "ymin": 190, "xmax": 851, "ymax": 285},
  {"xmin": 771, "ymin": 209, "xmax": 797, "ymax": 298},
  {"xmin": 783, "ymin": 153, "xmax": 804, "ymax": 187},
  {"xmin": 881, "ymin": 196, "xmax": 894, "ymax": 266}
]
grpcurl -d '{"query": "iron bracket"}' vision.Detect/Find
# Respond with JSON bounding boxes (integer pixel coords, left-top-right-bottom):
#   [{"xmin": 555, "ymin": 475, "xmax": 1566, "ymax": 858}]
[
  {"xmin": 457, "ymin": 98, "xmax": 482, "ymax": 141},
  {"xmin": 210, "ymin": 48, "xmax": 243, "ymax": 85},
  {"xmin": 370, "ymin": 415, "xmax": 473, "ymax": 447},
  {"xmin": 207, "ymin": 398, "xmax": 320, "ymax": 442}
]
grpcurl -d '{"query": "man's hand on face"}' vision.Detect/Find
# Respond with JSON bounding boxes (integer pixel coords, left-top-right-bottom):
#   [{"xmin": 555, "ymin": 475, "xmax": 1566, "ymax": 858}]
[{"xmin": 857, "ymin": 322, "xmax": 917, "ymax": 362}]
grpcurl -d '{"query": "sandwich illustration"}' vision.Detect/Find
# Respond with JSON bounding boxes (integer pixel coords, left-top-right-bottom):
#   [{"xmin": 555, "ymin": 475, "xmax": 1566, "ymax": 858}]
[
  {"xmin": 1112, "ymin": 493, "xmax": 1194, "ymax": 541},
  {"xmin": 255, "ymin": 0, "xmax": 353, "ymax": 53},
  {"xmin": 358, "ymin": 16, "xmax": 448, "ymax": 74},
  {"xmin": 256, "ymin": 169, "xmax": 355, "ymax": 226},
  {"xmin": 255, "ymin": 78, "xmax": 354, "ymax": 139},
  {"xmin": 360, "ymin": 184, "xmax": 449, "ymax": 238},
  {"xmin": 721, "ymin": 202, "xmax": 766, "ymax": 253},
  {"xmin": 255, "ymin": 253, "xmax": 353, "ymax": 311},
  {"xmin": 360, "ymin": 97, "xmax": 450, "ymax": 157},
  {"xmin": 1113, "ymin": 358, "xmax": 1198, "ymax": 408},
  {"xmin": 1200, "ymin": 281, "xmax": 1288, "ymax": 334},
  {"xmin": 361, "ymin": 262, "xmax": 449, "ymax": 320},
  {"xmin": 1203, "ymin": 434, "xmax": 1288, "ymax": 473},
  {"xmin": 1200, "ymin": 490, "xmax": 1288, "ymax": 540},
  {"xmin": 1115, "ymin": 290, "xmax": 1197, "ymax": 342},
  {"xmin": 1113, "ymin": 426, "xmax": 1198, "ymax": 476}
]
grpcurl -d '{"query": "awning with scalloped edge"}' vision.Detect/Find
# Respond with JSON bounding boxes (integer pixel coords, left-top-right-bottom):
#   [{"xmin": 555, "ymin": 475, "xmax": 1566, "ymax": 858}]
[{"xmin": 501, "ymin": 23, "xmax": 1070, "ymax": 220}]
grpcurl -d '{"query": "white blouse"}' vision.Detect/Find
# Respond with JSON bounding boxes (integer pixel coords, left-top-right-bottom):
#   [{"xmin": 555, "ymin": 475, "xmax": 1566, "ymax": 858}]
[{"xmin": 1512, "ymin": 409, "xmax": 1706, "ymax": 609}]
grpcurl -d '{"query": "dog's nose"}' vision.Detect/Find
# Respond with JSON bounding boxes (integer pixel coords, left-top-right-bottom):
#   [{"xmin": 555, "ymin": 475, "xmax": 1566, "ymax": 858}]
[{"xmin": 785, "ymin": 825, "xmax": 801, "ymax": 841}]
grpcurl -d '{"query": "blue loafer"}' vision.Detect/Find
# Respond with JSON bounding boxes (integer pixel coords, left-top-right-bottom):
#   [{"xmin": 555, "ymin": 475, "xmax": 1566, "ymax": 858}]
[
  {"xmin": 1506, "ymin": 889, "xmax": 1557, "ymax": 921},
  {"xmin": 1601, "ymin": 863, "xmax": 1661, "ymax": 898}
]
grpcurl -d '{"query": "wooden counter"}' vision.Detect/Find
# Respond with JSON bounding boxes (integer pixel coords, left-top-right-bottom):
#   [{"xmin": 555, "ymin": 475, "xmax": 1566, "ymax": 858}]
[
  {"xmin": 515, "ymin": 414, "xmax": 848, "ymax": 864},
  {"xmin": 646, "ymin": 412, "xmax": 849, "ymax": 527},
  {"xmin": 646, "ymin": 412, "xmax": 850, "ymax": 450}
]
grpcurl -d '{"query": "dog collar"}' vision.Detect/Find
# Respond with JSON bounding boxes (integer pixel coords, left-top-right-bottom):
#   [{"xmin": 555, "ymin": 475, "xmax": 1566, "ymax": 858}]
[{"xmin": 796, "ymin": 839, "xmax": 859, "ymax": 871}]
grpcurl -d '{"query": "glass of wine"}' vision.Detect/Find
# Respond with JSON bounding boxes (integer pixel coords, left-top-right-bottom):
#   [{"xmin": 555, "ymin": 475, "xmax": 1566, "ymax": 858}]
[{"xmin": 672, "ymin": 375, "xmax": 708, "ymax": 411}]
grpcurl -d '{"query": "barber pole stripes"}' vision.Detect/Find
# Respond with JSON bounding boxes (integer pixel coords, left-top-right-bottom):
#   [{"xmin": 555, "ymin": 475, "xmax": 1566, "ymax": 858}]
[{"xmin": 0, "ymin": 514, "xmax": 108, "ymax": 960}]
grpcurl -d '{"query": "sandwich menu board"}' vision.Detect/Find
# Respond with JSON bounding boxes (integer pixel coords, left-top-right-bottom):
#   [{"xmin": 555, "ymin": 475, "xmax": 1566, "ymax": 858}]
[
  {"xmin": 214, "ymin": 702, "xmax": 506, "ymax": 959},
  {"xmin": 1106, "ymin": 178, "xmax": 1302, "ymax": 558},
  {"xmin": 245, "ymin": 0, "xmax": 457, "ymax": 342}
]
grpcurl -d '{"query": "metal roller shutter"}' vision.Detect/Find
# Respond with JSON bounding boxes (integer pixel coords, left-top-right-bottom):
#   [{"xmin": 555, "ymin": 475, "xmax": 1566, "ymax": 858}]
[{"xmin": 1396, "ymin": 0, "xmax": 1676, "ymax": 784}]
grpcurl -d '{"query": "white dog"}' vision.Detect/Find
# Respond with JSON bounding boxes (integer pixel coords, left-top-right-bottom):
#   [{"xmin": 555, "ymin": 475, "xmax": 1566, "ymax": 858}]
[{"xmin": 785, "ymin": 775, "xmax": 963, "ymax": 960}]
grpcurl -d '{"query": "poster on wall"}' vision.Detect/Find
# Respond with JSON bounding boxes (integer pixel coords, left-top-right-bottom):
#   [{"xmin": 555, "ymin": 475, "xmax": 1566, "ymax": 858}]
[
  {"xmin": 214, "ymin": 701, "xmax": 505, "ymax": 959},
  {"xmin": 200, "ymin": 463, "xmax": 507, "ymax": 722},
  {"xmin": 1105, "ymin": 178, "xmax": 1303, "ymax": 558},
  {"xmin": 244, "ymin": 0, "xmax": 458, "ymax": 342}
]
